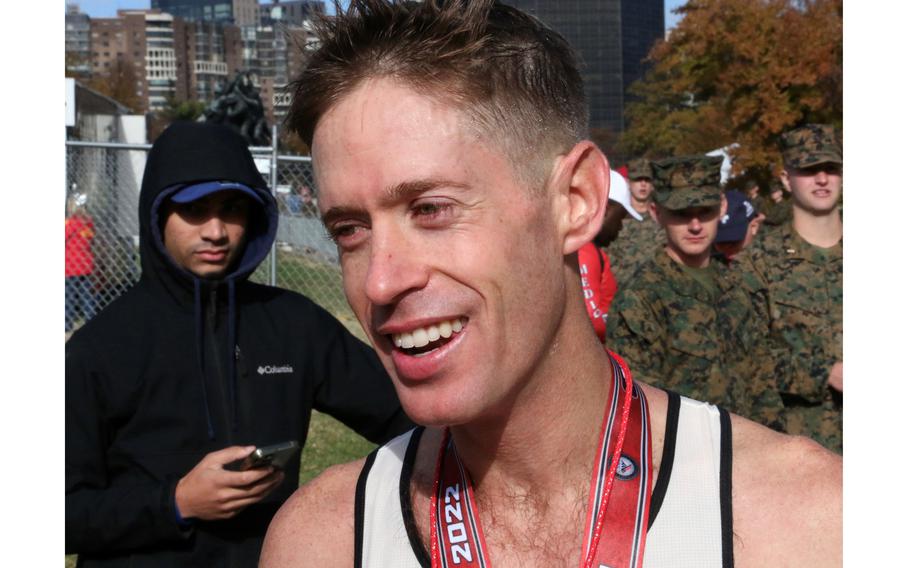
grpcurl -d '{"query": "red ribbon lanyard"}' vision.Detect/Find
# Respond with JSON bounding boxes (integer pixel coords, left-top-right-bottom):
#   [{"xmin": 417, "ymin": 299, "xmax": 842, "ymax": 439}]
[{"xmin": 429, "ymin": 351, "xmax": 652, "ymax": 568}]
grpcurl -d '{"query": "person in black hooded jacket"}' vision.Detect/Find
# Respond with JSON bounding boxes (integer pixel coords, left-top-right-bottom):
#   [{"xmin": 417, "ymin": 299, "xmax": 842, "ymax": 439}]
[{"xmin": 65, "ymin": 121, "xmax": 413, "ymax": 567}]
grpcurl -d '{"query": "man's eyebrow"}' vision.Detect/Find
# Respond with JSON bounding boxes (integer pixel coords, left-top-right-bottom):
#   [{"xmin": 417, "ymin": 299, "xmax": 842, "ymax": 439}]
[
  {"xmin": 321, "ymin": 205, "xmax": 364, "ymax": 229},
  {"xmin": 379, "ymin": 178, "xmax": 470, "ymax": 206}
]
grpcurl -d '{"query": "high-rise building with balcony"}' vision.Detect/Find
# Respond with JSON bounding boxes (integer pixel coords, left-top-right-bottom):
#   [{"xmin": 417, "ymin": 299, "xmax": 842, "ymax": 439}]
[
  {"xmin": 259, "ymin": 0, "xmax": 325, "ymax": 27},
  {"xmin": 503, "ymin": 0, "xmax": 664, "ymax": 135},
  {"xmin": 89, "ymin": 8, "xmax": 248, "ymax": 112},
  {"xmin": 152, "ymin": 0, "xmax": 260, "ymax": 26},
  {"xmin": 66, "ymin": 3, "xmax": 92, "ymax": 76},
  {"xmin": 144, "ymin": 12, "xmax": 180, "ymax": 110},
  {"xmin": 174, "ymin": 20, "xmax": 243, "ymax": 102}
]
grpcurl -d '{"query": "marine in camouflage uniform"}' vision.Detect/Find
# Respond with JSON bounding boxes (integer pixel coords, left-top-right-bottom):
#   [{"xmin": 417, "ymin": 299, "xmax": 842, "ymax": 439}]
[
  {"xmin": 610, "ymin": 158, "xmax": 664, "ymax": 289},
  {"xmin": 607, "ymin": 155, "xmax": 785, "ymax": 429},
  {"xmin": 746, "ymin": 124, "xmax": 843, "ymax": 452}
]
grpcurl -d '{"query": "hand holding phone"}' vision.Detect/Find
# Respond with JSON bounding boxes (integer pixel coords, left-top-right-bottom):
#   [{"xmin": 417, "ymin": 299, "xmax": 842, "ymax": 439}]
[
  {"xmin": 176, "ymin": 445, "xmax": 287, "ymax": 520},
  {"xmin": 224, "ymin": 440, "xmax": 301, "ymax": 471}
]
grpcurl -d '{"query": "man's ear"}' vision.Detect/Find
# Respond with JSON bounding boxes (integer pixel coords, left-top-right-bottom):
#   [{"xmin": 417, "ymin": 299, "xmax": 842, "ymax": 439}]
[
  {"xmin": 551, "ymin": 141, "xmax": 610, "ymax": 255},
  {"xmin": 780, "ymin": 169, "xmax": 792, "ymax": 194},
  {"xmin": 719, "ymin": 194, "xmax": 728, "ymax": 218}
]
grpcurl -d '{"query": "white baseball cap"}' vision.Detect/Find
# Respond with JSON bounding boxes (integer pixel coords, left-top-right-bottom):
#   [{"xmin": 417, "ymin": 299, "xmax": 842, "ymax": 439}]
[{"xmin": 608, "ymin": 170, "xmax": 643, "ymax": 221}]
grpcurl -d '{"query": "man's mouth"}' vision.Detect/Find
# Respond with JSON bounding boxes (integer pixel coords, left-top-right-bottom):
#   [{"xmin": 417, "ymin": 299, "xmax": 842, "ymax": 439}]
[
  {"xmin": 391, "ymin": 317, "xmax": 466, "ymax": 357},
  {"xmin": 197, "ymin": 249, "xmax": 228, "ymax": 261}
]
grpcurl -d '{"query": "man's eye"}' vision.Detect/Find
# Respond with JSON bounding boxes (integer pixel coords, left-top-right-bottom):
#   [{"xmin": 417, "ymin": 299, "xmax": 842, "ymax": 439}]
[
  {"xmin": 412, "ymin": 201, "xmax": 452, "ymax": 220},
  {"xmin": 222, "ymin": 201, "xmax": 248, "ymax": 217},
  {"xmin": 328, "ymin": 224, "xmax": 366, "ymax": 245},
  {"xmin": 181, "ymin": 203, "xmax": 205, "ymax": 218}
]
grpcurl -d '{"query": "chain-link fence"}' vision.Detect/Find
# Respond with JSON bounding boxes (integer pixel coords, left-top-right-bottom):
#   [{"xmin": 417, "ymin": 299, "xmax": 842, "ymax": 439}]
[{"xmin": 64, "ymin": 140, "xmax": 360, "ymax": 337}]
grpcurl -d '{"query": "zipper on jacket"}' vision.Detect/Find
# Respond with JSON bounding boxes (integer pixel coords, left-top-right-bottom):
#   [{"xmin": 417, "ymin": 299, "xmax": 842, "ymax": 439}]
[{"xmin": 206, "ymin": 287, "xmax": 234, "ymax": 444}]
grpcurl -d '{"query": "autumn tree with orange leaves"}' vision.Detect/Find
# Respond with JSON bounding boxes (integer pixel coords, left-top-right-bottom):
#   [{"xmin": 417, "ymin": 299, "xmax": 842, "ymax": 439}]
[{"xmin": 619, "ymin": 0, "xmax": 842, "ymax": 179}]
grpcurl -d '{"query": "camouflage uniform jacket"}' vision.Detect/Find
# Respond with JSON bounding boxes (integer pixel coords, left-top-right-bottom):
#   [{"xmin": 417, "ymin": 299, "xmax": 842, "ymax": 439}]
[
  {"xmin": 606, "ymin": 250, "xmax": 785, "ymax": 429},
  {"xmin": 609, "ymin": 214, "xmax": 664, "ymax": 290},
  {"xmin": 746, "ymin": 222, "xmax": 843, "ymax": 452},
  {"xmin": 751, "ymin": 194, "xmax": 792, "ymax": 227}
]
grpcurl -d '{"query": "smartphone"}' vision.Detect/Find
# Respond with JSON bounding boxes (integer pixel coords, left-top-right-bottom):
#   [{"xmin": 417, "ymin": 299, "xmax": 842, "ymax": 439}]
[{"xmin": 225, "ymin": 440, "xmax": 301, "ymax": 471}]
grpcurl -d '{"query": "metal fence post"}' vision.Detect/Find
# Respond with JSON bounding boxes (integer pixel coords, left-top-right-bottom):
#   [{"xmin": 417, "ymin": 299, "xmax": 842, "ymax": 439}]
[{"xmin": 269, "ymin": 124, "xmax": 278, "ymax": 287}]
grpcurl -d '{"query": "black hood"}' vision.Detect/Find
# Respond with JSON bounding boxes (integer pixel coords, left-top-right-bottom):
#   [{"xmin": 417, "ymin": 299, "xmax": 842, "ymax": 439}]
[{"xmin": 138, "ymin": 120, "xmax": 278, "ymax": 302}]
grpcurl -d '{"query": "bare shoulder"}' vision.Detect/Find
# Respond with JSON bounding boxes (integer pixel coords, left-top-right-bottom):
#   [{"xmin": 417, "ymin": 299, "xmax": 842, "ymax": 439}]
[
  {"xmin": 729, "ymin": 414, "xmax": 842, "ymax": 567},
  {"xmin": 260, "ymin": 458, "xmax": 366, "ymax": 568}
]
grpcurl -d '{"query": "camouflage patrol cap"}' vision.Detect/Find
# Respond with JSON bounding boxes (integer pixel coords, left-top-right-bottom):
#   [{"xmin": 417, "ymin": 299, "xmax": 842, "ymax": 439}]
[
  {"xmin": 626, "ymin": 158, "xmax": 652, "ymax": 180},
  {"xmin": 651, "ymin": 154, "xmax": 724, "ymax": 210},
  {"xmin": 780, "ymin": 124, "xmax": 842, "ymax": 169}
]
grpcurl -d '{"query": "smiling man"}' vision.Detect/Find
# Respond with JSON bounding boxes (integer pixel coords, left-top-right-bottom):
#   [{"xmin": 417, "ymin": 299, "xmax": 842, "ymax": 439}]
[
  {"xmin": 261, "ymin": 2, "xmax": 840, "ymax": 567},
  {"xmin": 65, "ymin": 121, "xmax": 412, "ymax": 567},
  {"xmin": 746, "ymin": 124, "xmax": 844, "ymax": 452}
]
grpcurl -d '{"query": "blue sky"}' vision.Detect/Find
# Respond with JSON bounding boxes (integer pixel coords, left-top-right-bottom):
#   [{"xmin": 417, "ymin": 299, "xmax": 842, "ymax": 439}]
[{"xmin": 73, "ymin": 0, "xmax": 688, "ymax": 30}]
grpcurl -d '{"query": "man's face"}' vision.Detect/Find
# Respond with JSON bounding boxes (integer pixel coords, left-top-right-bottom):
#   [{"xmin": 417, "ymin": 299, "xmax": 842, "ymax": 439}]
[
  {"xmin": 629, "ymin": 177, "xmax": 654, "ymax": 203},
  {"xmin": 162, "ymin": 191, "xmax": 250, "ymax": 279},
  {"xmin": 781, "ymin": 163, "xmax": 842, "ymax": 215},
  {"xmin": 651, "ymin": 198, "xmax": 726, "ymax": 267},
  {"xmin": 312, "ymin": 79, "xmax": 570, "ymax": 426}
]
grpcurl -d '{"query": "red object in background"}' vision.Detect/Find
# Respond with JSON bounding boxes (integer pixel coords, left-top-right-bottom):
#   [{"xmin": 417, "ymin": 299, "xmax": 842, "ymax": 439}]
[
  {"xmin": 617, "ymin": 165, "xmax": 628, "ymax": 179},
  {"xmin": 578, "ymin": 242, "xmax": 618, "ymax": 343},
  {"xmin": 66, "ymin": 215, "xmax": 96, "ymax": 277}
]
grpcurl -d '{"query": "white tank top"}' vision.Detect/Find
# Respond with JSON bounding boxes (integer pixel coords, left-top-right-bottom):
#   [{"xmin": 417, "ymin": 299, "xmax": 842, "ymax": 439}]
[{"xmin": 354, "ymin": 391, "xmax": 733, "ymax": 568}]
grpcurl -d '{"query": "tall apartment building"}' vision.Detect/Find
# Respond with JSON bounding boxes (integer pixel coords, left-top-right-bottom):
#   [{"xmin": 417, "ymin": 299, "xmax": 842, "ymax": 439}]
[
  {"xmin": 503, "ymin": 0, "xmax": 664, "ymax": 134},
  {"xmin": 260, "ymin": 0, "xmax": 325, "ymax": 27},
  {"xmin": 87, "ymin": 11, "xmax": 175, "ymax": 113},
  {"xmin": 88, "ymin": 8, "xmax": 246, "ymax": 113},
  {"xmin": 66, "ymin": 3, "xmax": 92, "ymax": 76},
  {"xmin": 174, "ymin": 20, "xmax": 243, "ymax": 102},
  {"xmin": 152, "ymin": 0, "xmax": 259, "ymax": 26},
  {"xmin": 144, "ymin": 12, "xmax": 180, "ymax": 111}
]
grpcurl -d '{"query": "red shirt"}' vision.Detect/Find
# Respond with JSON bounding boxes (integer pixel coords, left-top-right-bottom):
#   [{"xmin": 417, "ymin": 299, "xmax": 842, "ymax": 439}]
[
  {"xmin": 65, "ymin": 214, "xmax": 95, "ymax": 277},
  {"xmin": 578, "ymin": 242, "xmax": 618, "ymax": 343}
]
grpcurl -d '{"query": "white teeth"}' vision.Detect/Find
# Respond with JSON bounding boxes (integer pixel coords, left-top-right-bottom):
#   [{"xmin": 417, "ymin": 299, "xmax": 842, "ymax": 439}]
[
  {"xmin": 412, "ymin": 328, "xmax": 429, "ymax": 348},
  {"xmin": 391, "ymin": 318, "xmax": 465, "ymax": 351}
]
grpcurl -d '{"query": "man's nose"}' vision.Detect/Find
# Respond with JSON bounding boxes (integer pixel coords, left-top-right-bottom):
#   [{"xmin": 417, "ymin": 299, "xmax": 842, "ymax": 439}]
[
  {"xmin": 363, "ymin": 224, "xmax": 429, "ymax": 306},
  {"xmin": 815, "ymin": 169, "xmax": 829, "ymax": 185},
  {"xmin": 199, "ymin": 215, "xmax": 228, "ymax": 241},
  {"xmin": 688, "ymin": 216, "xmax": 703, "ymax": 232}
]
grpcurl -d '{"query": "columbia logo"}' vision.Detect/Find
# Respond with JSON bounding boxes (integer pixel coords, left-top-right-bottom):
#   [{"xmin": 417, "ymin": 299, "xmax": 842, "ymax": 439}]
[{"xmin": 257, "ymin": 365, "xmax": 294, "ymax": 375}]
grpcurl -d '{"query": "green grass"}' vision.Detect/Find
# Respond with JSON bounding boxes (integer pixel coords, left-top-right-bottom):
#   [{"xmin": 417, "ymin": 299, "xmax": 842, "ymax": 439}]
[
  {"xmin": 65, "ymin": 412, "xmax": 371, "ymax": 567},
  {"xmin": 298, "ymin": 411, "xmax": 377, "ymax": 484}
]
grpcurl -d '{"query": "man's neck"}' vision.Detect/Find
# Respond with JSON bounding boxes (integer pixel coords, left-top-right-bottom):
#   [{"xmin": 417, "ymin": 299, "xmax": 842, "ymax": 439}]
[
  {"xmin": 792, "ymin": 206, "xmax": 842, "ymax": 248},
  {"xmin": 632, "ymin": 200, "xmax": 650, "ymax": 215},
  {"xmin": 448, "ymin": 314, "xmax": 615, "ymax": 497}
]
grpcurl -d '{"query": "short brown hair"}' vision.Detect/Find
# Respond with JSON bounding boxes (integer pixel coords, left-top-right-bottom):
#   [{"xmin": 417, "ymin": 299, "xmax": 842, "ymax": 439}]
[{"xmin": 286, "ymin": 0, "xmax": 588, "ymax": 188}]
